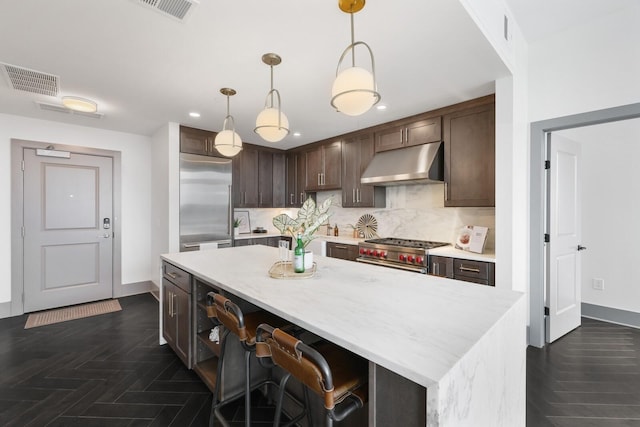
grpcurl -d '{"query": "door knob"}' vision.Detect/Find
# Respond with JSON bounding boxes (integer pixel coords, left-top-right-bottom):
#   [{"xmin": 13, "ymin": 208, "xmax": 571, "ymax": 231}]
[
  {"xmin": 577, "ymin": 245, "xmax": 587, "ymax": 251},
  {"xmin": 100, "ymin": 233, "xmax": 111, "ymax": 238}
]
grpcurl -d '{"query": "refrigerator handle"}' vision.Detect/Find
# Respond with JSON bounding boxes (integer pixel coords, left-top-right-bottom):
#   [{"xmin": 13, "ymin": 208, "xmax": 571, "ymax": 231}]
[{"xmin": 228, "ymin": 185, "xmax": 233, "ymax": 235}]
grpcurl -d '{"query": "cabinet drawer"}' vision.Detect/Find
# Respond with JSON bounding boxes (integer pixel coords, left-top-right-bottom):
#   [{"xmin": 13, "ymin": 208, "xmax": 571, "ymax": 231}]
[
  {"xmin": 453, "ymin": 259, "xmax": 490, "ymax": 281},
  {"xmin": 163, "ymin": 262, "xmax": 191, "ymax": 293}
]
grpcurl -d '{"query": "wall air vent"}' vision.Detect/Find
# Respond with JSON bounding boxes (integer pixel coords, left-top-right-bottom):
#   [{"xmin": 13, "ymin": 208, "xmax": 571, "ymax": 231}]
[
  {"xmin": 35, "ymin": 101, "xmax": 104, "ymax": 119},
  {"xmin": 134, "ymin": 0, "xmax": 199, "ymax": 21},
  {"xmin": 1, "ymin": 63, "xmax": 59, "ymax": 96}
]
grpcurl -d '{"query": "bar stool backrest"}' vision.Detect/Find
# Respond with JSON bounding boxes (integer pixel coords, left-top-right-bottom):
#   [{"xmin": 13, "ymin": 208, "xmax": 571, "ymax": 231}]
[{"xmin": 212, "ymin": 293, "xmax": 248, "ymax": 342}]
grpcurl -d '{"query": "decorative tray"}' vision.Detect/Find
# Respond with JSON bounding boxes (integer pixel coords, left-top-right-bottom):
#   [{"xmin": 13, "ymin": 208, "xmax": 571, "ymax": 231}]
[{"xmin": 268, "ymin": 261, "xmax": 317, "ymax": 279}]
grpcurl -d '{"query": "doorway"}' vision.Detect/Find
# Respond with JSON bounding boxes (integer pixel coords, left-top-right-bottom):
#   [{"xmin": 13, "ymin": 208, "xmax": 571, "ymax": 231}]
[
  {"xmin": 11, "ymin": 139, "xmax": 122, "ymax": 316},
  {"xmin": 529, "ymin": 102, "xmax": 640, "ymax": 347}
]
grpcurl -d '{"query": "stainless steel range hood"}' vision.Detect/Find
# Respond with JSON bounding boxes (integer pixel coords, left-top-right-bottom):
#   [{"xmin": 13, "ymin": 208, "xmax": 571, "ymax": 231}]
[{"xmin": 360, "ymin": 142, "xmax": 444, "ymax": 186}]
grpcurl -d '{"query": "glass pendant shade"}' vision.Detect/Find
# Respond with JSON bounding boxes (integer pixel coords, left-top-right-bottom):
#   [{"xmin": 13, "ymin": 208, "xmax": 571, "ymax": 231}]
[
  {"xmin": 214, "ymin": 129, "xmax": 242, "ymax": 157},
  {"xmin": 331, "ymin": 66, "xmax": 377, "ymax": 116},
  {"xmin": 255, "ymin": 107, "xmax": 289, "ymax": 142}
]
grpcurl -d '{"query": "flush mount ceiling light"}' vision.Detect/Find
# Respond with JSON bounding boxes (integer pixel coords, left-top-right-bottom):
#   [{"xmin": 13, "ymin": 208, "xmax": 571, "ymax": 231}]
[
  {"xmin": 254, "ymin": 53, "xmax": 289, "ymax": 143},
  {"xmin": 214, "ymin": 88, "xmax": 242, "ymax": 157},
  {"xmin": 331, "ymin": 0, "xmax": 381, "ymax": 116},
  {"xmin": 61, "ymin": 96, "xmax": 97, "ymax": 113}
]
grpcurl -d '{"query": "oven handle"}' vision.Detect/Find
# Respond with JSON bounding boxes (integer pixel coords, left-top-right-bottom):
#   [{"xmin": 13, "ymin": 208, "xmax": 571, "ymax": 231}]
[{"xmin": 356, "ymin": 257, "xmax": 427, "ymax": 274}]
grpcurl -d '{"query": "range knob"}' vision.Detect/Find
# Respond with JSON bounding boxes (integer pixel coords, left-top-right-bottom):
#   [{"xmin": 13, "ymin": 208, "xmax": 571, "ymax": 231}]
[
  {"xmin": 367, "ymin": 249, "xmax": 373, "ymax": 256},
  {"xmin": 416, "ymin": 256, "xmax": 424, "ymax": 264},
  {"xmin": 407, "ymin": 255, "xmax": 415, "ymax": 263},
  {"xmin": 399, "ymin": 254, "xmax": 406, "ymax": 262},
  {"xmin": 359, "ymin": 248, "xmax": 366, "ymax": 255},
  {"xmin": 380, "ymin": 252, "xmax": 387, "ymax": 259},
  {"xmin": 373, "ymin": 250, "xmax": 379, "ymax": 257}
]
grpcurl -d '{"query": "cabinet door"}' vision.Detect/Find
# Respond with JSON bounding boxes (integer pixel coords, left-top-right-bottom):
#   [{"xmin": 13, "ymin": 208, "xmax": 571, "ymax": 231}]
[
  {"xmin": 258, "ymin": 151, "xmax": 273, "ymax": 207},
  {"xmin": 162, "ymin": 279, "xmax": 177, "ymax": 349},
  {"xmin": 405, "ymin": 117, "xmax": 442, "ymax": 147},
  {"xmin": 235, "ymin": 147, "xmax": 259, "ymax": 207},
  {"xmin": 305, "ymin": 148, "xmax": 323, "ymax": 191},
  {"xmin": 285, "ymin": 153, "xmax": 297, "ymax": 207},
  {"xmin": 180, "ymin": 126, "xmax": 213, "ymax": 156},
  {"xmin": 356, "ymin": 133, "xmax": 378, "ymax": 207},
  {"xmin": 322, "ymin": 141, "xmax": 342, "ymax": 189},
  {"xmin": 429, "ymin": 256, "xmax": 453, "ymax": 278},
  {"xmin": 272, "ymin": 153, "xmax": 286, "ymax": 208},
  {"xmin": 444, "ymin": 103, "xmax": 495, "ymax": 207},
  {"xmin": 374, "ymin": 125, "xmax": 405, "ymax": 152},
  {"xmin": 296, "ymin": 154, "xmax": 307, "ymax": 205},
  {"xmin": 327, "ymin": 242, "xmax": 358, "ymax": 261},
  {"xmin": 174, "ymin": 284, "xmax": 191, "ymax": 366},
  {"xmin": 342, "ymin": 138, "xmax": 359, "ymax": 207}
]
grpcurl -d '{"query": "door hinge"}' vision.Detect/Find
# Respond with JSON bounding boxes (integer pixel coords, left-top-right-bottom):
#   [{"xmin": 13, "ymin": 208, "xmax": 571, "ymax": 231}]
[
  {"xmin": 544, "ymin": 160, "xmax": 550, "ymax": 169},
  {"xmin": 21, "ymin": 226, "xmax": 25, "ymax": 238},
  {"xmin": 544, "ymin": 233, "xmax": 550, "ymax": 243},
  {"xmin": 21, "ymin": 160, "xmax": 25, "ymax": 171},
  {"xmin": 544, "ymin": 307, "xmax": 549, "ymax": 316}
]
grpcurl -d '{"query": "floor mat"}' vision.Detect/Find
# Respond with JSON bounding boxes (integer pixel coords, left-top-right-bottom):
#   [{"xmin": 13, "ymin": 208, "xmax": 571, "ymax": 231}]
[{"xmin": 25, "ymin": 299, "xmax": 122, "ymax": 329}]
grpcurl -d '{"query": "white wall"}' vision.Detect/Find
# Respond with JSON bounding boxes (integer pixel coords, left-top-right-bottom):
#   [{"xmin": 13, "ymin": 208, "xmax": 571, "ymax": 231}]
[
  {"xmin": 528, "ymin": 4, "xmax": 640, "ymax": 122},
  {"xmin": 0, "ymin": 114, "xmax": 153, "ymax": 303}
]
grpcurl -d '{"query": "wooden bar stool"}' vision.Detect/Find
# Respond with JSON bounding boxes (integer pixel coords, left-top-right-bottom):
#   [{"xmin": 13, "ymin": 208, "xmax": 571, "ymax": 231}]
[
  {"xmin": 208, "ymin": 293, "xmax": 307, "ymax": 427},
  {"xmin": 256, "ymin": 323, "xmax": 368, "ymax": 427}
]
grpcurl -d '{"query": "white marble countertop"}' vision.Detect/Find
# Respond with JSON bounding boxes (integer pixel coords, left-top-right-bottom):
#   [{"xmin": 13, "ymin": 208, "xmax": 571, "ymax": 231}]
[
  {"xmin": 161, "ymin": 245, "xmax": 521, "ymax": 389},
  {"xmin": 428, "ymin": 246, "xmax": 496, "ymax": 263}
]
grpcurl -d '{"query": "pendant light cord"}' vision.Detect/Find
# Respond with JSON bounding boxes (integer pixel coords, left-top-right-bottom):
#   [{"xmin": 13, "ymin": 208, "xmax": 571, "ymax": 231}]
[{"xmin": 350, "ymin": 12, "xmax": 356, "ymax": 67}]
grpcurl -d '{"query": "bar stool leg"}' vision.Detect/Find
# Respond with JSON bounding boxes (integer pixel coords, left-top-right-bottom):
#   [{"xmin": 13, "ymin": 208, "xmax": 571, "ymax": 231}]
[
  {"xmin": 209, "ymin": 330, "xmax": 230, "ymax": 427},
  {"xmin": 273, "ymin": 373, "xmax": 291, "ymax": 427},
  {"xmin": 244, "ymin": 349, "xmax": 251, "ymax": 427}
]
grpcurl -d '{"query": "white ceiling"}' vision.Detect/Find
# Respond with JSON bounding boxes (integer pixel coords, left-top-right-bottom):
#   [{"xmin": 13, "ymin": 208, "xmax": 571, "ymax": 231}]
[{"xmin": 0, "ymin": 0, "xmax": 508, "ymax": 148}]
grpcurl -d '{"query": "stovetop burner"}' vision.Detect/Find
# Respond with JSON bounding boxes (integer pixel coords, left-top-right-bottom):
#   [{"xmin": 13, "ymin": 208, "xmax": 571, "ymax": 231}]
[{"xmin": 364, "ymin": 238, "xmax": 449, "ymax": 250}]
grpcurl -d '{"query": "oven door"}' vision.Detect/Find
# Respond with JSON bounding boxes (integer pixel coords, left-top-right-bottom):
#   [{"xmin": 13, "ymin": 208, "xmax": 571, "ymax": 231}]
[{"xmin": 356, "ymin": 257, "xmax": 427, "ymax": 274}]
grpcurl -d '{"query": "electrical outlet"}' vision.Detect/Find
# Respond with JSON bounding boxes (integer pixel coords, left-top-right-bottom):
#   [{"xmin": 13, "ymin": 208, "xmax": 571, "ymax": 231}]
[{"xmin": 592, "ymin": 278, "xmax": 604, "ymax": 291}]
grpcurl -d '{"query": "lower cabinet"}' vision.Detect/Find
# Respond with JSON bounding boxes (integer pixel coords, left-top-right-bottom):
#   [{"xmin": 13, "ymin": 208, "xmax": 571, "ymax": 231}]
[
  {"xmin": 162, "ymin": 262, "xmax": 192, "ymax": 367},
  {"xmin": 326, "ymin": 242, "xmax": 359, "ymax": 261},
  {"xmin": 429, "ymin": 256, "xmax": 495, "ymax": 286},
  {"xmin": 233, "ymin": 236, "xmax": 291, "ymax": 248}
]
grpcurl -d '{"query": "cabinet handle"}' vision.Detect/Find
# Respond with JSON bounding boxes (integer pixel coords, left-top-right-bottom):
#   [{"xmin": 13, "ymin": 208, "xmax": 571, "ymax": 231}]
[
  {"xmin": 243, "ymin": 192, "xmax": 246, "ymax": 205},
  {"xmin": 318, "ymin": 173, "xmax": 321, "ymax": 186},
  {"xmin": 168, "ymin": 291, "xmax": 173, "ymax": 317},
  {"xmin": 357, "ymin": 188, "xmax": 361, "ymax": 203},
  {"xmin": 398, "ymin": 129, "xmax": 403, "ymax": 143},
  {"xmin": 172, "ymin": 293, "xmax": 177, "ymax": 316},
  {"xmin": 444, "ymin": 182, "xmax": 448, "ymax": 201},
  {"xmin": 259, "ymin": 192, "xmax": 263, "ymax": 205},
  {"xmin": 334, "ymin": 245, "xmax": 348, "ymax": 249},
  {"xmin": 167, "ymin": 272, "xmax": 177, "ymax": 280},
  {"xmin": 459, "ymin": 266, "xmax": 481, "ymax": 273},
  {"xmin": 300, "ymin": 192, "xmax": 304, "ymax": 203},
  {"xmin": 352, "ymin": 188, "xmax": 356, "ymax": 203},
  {"xmin": 290, "ymin": 193, "xmax": 294, "ymax": 205}
]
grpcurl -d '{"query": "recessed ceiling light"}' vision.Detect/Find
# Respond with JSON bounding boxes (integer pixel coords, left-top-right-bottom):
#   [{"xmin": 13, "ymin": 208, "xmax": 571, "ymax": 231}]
[
  {"xmin": 293, "ymin": 132, "xmax": 301, "ymax": 137},
  {"xmin": 62, "ymin": 96, "xmax": 97, "ymax": 113},
  {"xmin": 189, "ymin": 112, "xmax": 201, "ymax": 118},
  {"xmin": 376, "ymin": 104, "xmax": 387, "ymax": 111}
]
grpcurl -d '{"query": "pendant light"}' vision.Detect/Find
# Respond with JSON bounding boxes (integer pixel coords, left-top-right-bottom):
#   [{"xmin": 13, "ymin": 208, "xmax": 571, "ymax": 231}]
[
  {"xmin": 331, "ymin": 0, "xmax": 381, "ymax": 116},
  {"xmin": 254, "ymin": 53, "xmax": 289, "ymax": 142},
  {"xmin": 214, "ymin": 88, "xmax": 243, "ymax": 157}
]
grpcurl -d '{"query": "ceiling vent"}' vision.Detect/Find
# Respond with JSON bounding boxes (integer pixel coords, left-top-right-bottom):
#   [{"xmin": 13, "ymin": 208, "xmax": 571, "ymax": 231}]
[
  {"xmin": 1, "ymin": 63, "xmax": 59, "ymax": 96},
  {"xmin": 35, "ymin": 101, "xmax": 104, "ymax": 119},
  {"xmin": 135, "ymin": 0, "xmax": 199, "ymax": 21}
]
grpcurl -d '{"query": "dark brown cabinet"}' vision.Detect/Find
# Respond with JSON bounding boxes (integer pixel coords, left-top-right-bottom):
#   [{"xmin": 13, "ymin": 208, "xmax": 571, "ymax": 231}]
[
  {"xmin": 326, "ymin": 242, "xmax": 359, "ymax": 261},
  {"xmin": 374, "ymin": 117, "xmax": 441, "ymax": 153},
  {"xmin": 180, "ymin": 126, "xmax": 221, "ymax": 157},
  {"xmin": 443, "ymin": 102, "xmax": 495, "ymax": 207},
  {"xmin": 342, "ymin": 132, "xmax": 385, "ymax": 208},
  {"xmin": 162, "ymin": 262, "xmax": 192, "ymax": 367},
  {"xmin": 233, "ymin": 144, "xmax": 286, "ymax": 208},
  {"xmin": 428, "ymin": 255, "xmax": 495, "ymax": 286},
  {"xmin": 285, "ymin": 152, "xmax": 307, "ymax": 207},
  {"xmin": 305, "ymin": 141, "xmax": 342, "ymax": 191},
  {"xmin": 233, "ymin": 235, "xmax": 291, "ymax": 247}
]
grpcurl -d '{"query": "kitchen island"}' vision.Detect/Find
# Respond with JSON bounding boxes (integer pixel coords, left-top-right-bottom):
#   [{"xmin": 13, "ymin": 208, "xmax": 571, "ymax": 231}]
[{"xmin": 161, "ymin": 245, "xmax": 525, "ymax": 426}]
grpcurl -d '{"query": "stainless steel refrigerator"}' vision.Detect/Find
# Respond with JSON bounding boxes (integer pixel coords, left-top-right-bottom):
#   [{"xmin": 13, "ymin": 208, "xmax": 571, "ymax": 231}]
[{"xmin": 179, "ymin": 153, "xmax": 233, "ymax": 251}]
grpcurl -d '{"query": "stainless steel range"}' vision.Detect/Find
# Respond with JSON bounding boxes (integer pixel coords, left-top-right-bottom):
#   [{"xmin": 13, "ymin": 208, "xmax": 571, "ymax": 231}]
[{"xmin": 356, "ymin": 238, "xmax": 450, "ymax": 273}]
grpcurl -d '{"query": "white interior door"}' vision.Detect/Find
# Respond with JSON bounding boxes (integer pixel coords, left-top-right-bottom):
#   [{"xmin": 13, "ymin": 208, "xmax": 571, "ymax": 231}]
[
  {"xmin": 23, "ymin": 148, "xmax": 113, "ymax": 312},
  {"xmin": 546, "ymin": 134, "xmax": 582, "ymax": 342}
]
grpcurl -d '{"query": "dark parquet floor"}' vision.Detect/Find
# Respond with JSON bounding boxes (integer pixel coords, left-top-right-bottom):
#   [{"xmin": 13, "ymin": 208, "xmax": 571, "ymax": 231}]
[
  {"xmin": 527, "ymin": 317, "xmax": 640, "ymax": 427},
  {"xmin": 3, "ymin": 294, "xmax": 639, "ymax": 426},
  {"xmin": 0, "ymin": 294, "xmax": 275, "ymax": 427}
]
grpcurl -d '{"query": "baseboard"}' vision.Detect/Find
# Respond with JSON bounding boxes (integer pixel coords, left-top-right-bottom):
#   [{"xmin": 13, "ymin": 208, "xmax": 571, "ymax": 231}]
[
  {"xmin": 582, "ymin": 303, "xmax": 640, "ymax": 329},
  {"xmin": 0, "ymin": 301, "xmax": 11, "ymax": 319},
  {"xmin": 114, "ymin": 280, "xmax": 155, "ymax": 298}
]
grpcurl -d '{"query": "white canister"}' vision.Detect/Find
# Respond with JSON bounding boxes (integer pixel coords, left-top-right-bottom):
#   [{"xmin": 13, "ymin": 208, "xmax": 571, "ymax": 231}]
[{"xmin": 304, "ymin": 250, "xmax": 314, "ymax": 269}]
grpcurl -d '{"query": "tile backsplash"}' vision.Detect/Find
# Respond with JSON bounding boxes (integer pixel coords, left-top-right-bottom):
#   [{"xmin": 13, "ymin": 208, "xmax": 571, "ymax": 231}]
[{"xmin": 236, "ymin": 183, "xmax": 495, "ymax": 251}]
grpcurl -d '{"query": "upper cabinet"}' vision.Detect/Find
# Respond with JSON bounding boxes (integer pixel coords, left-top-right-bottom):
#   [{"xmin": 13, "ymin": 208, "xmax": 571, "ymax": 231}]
[
  {"xmin": 285, "ymin": 152, "xmax": 307, "ymax": 208},
  {"xmin": 374, "ymin": 117, "xmax": 441, "ymax": 153},
  {"xmin": 305, "ymin": 141, "xmax": 342, "ymax": 191},
  {"xmin": 342, "ymin": 132, "xmax": 385, "ymax": 208},
  {"xmin": 233, "ymin": 144, "xmax": 286, "ymax": 208},
  {"xmin": 180, "ymin": 126, "xmax": 220, "ymax": 157},
  {"xmin": 443, "ymin": 101, "xmax": 495, "ymax": 207}
]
